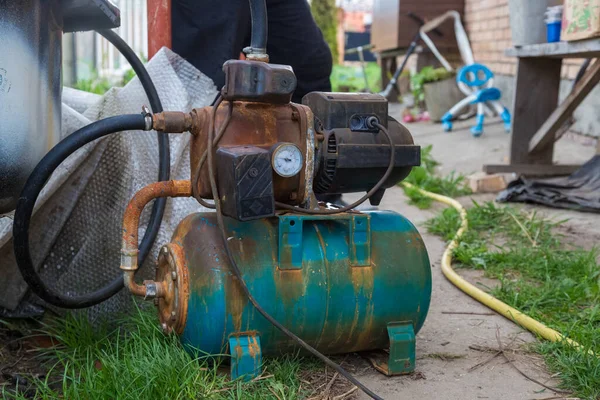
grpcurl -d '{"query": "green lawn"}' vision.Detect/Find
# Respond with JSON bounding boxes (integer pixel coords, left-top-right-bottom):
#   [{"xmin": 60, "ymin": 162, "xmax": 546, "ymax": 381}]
[
  {"xmin": 2, "ymin": 307, "xmax": 329, "ymax": 400},
  {"xmin": 426, "ymin": 202, "xmax": 600, "ymax": 399}
]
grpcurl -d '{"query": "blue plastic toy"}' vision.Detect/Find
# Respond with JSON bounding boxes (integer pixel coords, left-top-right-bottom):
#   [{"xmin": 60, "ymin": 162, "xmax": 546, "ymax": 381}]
[{"xmin": 441, "ymin": 63, "xmax": 511, "ymax": 137}]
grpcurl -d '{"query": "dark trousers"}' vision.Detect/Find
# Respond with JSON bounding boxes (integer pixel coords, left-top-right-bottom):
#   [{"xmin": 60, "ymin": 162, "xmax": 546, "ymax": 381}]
[{"xmin": 172, "ymin": 0, "xmax": 333, "ymax": 103}]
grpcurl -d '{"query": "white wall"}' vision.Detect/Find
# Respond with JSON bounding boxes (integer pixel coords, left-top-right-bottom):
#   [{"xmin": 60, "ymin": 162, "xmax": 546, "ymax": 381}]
[{"xmin": 63, "ymin": 0, "xmax": 148, "ymax": 82}]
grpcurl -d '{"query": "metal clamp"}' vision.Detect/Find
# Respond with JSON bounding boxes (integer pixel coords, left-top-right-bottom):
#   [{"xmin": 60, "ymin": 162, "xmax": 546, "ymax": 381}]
[{"xmin": 278, "ymin": 213, "xmax": 371, "ymax": 270}]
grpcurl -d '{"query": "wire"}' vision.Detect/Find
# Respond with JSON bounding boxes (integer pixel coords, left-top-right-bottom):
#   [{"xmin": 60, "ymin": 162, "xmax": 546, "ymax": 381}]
[
  {"xmin": 275, "ymin": 121, "xmax": 394, "ymax": 215},
  {"xmin": 192, "ymin": 96, "xmax": 234, "ymax": 209},
  {"xmin": 12, "ymin": 29, "xmax": 168, "ymax": 309},
  {"xmin": 205, "ymin": 97, "xmax": 383, "ymax": 400}
]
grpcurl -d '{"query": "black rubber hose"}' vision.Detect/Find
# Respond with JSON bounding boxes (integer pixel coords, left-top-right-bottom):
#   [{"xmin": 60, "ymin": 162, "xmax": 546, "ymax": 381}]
[
  {"xmin": 13, "ymin": 29, "xmax": 169, "ymax": 308},
  {"xmin": 98, "ymin": 29, "xmax": 170, "ymax": 272},
  {"xmin": 249, "ymin": 0, "xmax": 268, "ymax": 53},
  {"xmin": 13, "ymin": 115, "xmax": 151, "ymax": 308}
]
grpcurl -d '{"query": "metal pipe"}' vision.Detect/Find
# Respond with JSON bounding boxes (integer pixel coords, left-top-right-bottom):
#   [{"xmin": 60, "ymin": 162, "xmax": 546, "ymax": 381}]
[
  {"xmin": 120, "ymin": 180, "xmax": 192, "ymax": 295},
  {"xmin": 0, "ymin": 0, "xmax": 62, "ymax": 213},
  {"xmin": 147, "ymin": 0, "xmax": 172, "ymax": 58}
]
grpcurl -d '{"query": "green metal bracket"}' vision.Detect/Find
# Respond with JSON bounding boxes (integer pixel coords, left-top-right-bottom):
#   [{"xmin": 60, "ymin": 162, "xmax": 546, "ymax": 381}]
[
  {"xmin": 278, "ymin": 214, "xmax": 371, "ymax": 270},
  {"xmin": 387, "ymin": 321, "xmax": 416, "ymax": 375},
  {"xmin": 229, "ymin": 334, "xmax": 262, "ymax": 381}
]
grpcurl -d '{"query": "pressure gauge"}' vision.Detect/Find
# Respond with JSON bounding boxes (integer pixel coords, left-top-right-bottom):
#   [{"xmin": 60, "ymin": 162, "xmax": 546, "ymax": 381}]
[{"xmin": 272, "ymin": 143, "xmax": 303, "ymax": 178}]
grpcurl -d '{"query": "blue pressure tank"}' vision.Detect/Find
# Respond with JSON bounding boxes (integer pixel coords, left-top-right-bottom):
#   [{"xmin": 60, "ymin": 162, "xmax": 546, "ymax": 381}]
[{"xmin": 157, "ymin": 210, "xmax": 431, "ymax": 379}]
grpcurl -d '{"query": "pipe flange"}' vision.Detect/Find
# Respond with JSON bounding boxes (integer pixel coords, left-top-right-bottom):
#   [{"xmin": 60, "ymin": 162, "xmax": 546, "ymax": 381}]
[{"xmin": 156, "ymin": 243, "xmax": 189, "ymax": 335}]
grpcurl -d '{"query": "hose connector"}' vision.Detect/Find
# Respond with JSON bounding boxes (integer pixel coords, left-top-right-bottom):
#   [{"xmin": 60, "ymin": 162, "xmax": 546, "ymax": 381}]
[
  {"xmin": 142, "ymin": 106, "xmax": 153, "ymax": 131},
  {"xmin": 152, "ymin": 111, "xmax": 194, "ymax": 133},
  {"xmin": 243, "ymin": 46, "xmax": 269, "ymax": 63}
]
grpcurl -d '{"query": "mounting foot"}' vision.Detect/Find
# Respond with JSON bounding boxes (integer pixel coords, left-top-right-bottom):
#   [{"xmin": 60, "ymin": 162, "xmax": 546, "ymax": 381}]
[
  {"xmin": 229, "ymin": 334, "xmax": 262, "ymax": 381},
  {"xmin": 386, "ymin": 321, "xmax": 416, "ymax": 375}
]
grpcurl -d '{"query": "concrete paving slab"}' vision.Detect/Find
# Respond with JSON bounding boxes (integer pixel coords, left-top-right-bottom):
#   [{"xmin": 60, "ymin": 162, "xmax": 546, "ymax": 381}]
[{"xmin": 344, "ymin": 110, "xmax": 598, "ymax": 399}]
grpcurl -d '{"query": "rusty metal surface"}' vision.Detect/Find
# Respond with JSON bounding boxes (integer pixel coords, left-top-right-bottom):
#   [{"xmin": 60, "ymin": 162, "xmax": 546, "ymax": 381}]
[
  {"xmin": 156, "ymin": 243, "xmax": 189, "ymax": 335},
  {"xmin": 152, "ymin": 111, "xmax": 193, "ymax": 133},
  {"xmin": 120, "ymin": 180, "xmax": 192, "ymax": 299},
  {"xmin": 0, "ymin": 0, "xmax": 62, "ymax": 213},
  {"xmin": 189, "ymin": 102, "xmax": 312, "ymax": 205},
  {"xmin": 221, "ymin": 60, "xmax": 296, "ymax": 104},
  {"xmin": 147, "ymin": 0, "xmax": 172, "ymax": 58},
  {"xmin": 171, "ymin": 210, "xmax": 432, "ymax": 357},
  {"xmin": 121, "ymin": 180, "xmax": 193, "ymax": 267}
]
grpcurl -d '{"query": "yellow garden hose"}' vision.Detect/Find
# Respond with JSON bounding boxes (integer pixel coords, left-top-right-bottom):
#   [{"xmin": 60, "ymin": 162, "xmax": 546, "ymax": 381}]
[{"xmin": 402, "ymin": 182, "xmax": 586, "ymax": 351}]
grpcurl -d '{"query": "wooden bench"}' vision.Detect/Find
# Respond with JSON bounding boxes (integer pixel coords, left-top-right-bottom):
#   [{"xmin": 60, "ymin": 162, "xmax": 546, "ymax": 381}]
[{"xmin": 484, "ymin": 40, "xmax": 600, "ymax": 176}]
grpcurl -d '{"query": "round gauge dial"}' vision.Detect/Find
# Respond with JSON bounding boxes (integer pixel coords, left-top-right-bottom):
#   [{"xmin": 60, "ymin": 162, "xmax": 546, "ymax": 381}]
[{"xmin": 272, "ymin": 143, "xmax": 303, "ymax": 178}]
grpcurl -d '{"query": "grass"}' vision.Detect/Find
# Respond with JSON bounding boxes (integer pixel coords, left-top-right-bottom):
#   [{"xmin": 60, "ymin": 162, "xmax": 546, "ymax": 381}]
[
  {"xmin": 2, "ymin": 305, "xmax": 323, "ymax": 400},
  {"xmin": 401, "ymin": 145, "xmax": 471, "ymax": 209},
  {"xmin": 426, "ymin": 201, "xmax": 600, "ymax": 399},
  {"xmin": 331, "ymin": 62, "xmax": 381, "ymax": 93}
]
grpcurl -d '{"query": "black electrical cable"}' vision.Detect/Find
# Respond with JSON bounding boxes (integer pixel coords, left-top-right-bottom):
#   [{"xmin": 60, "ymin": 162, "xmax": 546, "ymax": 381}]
[
  {"xmin": 12, "ymin": 29, "xmax": 169, "ymax": 309},
  {"xmin": 192, "ymin": 93, "xmax": 227, "ymax": 208},
  {"xmin": 206, "ymin": 97, "xmax": 383, "ymax": 400},
  {"xmin": 13, "ymin": 115, "xmax": 152, "ymax": 308},
  {"xmin": 276, "ymin": 119, "xmax": 395, "ymax": 215}
]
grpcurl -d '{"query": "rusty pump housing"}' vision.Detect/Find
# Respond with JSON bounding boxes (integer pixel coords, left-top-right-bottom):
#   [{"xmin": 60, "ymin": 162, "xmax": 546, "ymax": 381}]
[{"xmin": 121, "ymin": 59, "xmax": 432, "ymax": 380}]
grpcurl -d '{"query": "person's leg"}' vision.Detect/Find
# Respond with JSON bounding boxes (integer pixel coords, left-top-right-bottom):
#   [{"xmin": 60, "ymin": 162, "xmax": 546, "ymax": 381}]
[
  {"xmin": 266, "ymin": 0, "xmax": 332, "ymax": 103},
  {"xmin": 171, "ymin": 0, "xmax": 250, "ymax": 91},
  {"xmin": 266, "ymin": 0, "xmax": 337, "ymax": 202}
]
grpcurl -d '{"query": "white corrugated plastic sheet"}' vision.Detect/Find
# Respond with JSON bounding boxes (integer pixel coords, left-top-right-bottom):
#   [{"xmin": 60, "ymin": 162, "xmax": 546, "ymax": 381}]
[{"xmin": 0, "ymin": 48, "xmax": 217, "ymax": 319}]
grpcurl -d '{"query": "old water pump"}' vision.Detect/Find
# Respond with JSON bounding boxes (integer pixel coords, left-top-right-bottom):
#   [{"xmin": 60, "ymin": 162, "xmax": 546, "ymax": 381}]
[{"xmin": 119, "ymin": 59, "xmax": 432, "ymax": 381}]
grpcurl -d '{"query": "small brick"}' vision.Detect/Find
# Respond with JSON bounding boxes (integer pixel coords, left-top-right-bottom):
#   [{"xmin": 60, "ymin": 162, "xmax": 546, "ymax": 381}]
[{"xmin": 469, "ymin": 172, "xmax": 508, "ymax": 193}]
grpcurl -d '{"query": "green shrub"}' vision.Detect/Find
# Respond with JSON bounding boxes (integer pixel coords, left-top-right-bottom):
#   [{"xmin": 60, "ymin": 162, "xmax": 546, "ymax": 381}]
[{"xmin": 411, "ymin": 67, "xmax": 455, "ymax": 104}]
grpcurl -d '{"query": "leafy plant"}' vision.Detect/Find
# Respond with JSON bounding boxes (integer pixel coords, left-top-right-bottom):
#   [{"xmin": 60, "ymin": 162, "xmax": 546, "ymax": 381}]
[
  {"xmin": 310, "ymin": 0, "xmax": 338, "ymax": 64},
  {"xmin": 330, "ymin": 63, "xmax": 381, "ymax": 93},
  {"xmin": 401, "ymin": 145, "xmax": 471, "ymax": 209},
  {"xmin": 122, "ymin": 68, "xmax": 136, "ymax": 85},
  {"xmin": 410, "ymin": 67, "xmax": 455, "ymax": 104},
  {"xmin": 71, "ymin": 67, "xmax": 137, "ymax": 95},
  {"xmin": 73, "ymin": 76, "xmax": 113, "ymax": 95}
]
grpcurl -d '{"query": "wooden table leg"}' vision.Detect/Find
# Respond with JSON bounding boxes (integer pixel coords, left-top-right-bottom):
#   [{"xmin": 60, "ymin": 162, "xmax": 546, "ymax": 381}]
[
  {"xmin": 510, "ymin": 57, "xmax": 562, "ymax": 165},
  {"xmin": 380, "ymin": 56, "xmax": 400, "ymax": 102}
]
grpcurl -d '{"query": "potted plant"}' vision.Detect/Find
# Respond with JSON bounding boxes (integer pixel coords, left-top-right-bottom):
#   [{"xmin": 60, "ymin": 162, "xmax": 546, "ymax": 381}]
[{"xmin": 411, "ymin": 67, "xmax": 464, "ymax": 122}]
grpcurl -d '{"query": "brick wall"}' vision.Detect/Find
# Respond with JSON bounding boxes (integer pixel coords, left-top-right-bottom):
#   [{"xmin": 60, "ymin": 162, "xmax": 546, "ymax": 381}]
[{"xmin": 463, "ymin": 0, "xmax": 583, "ymax": 79}]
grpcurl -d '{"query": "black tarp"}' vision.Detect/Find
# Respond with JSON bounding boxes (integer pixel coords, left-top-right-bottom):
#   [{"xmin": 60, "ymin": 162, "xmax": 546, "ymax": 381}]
[{"xmin": 498, "ymin": 155, "xmax": 600, "ymax": 213}]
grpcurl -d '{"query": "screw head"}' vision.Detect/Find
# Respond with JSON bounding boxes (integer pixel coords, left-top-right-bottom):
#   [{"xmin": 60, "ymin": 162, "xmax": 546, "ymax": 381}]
[{"xmin": 249, "ymin": 168, "xmax": 259, "ymax": 178}]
